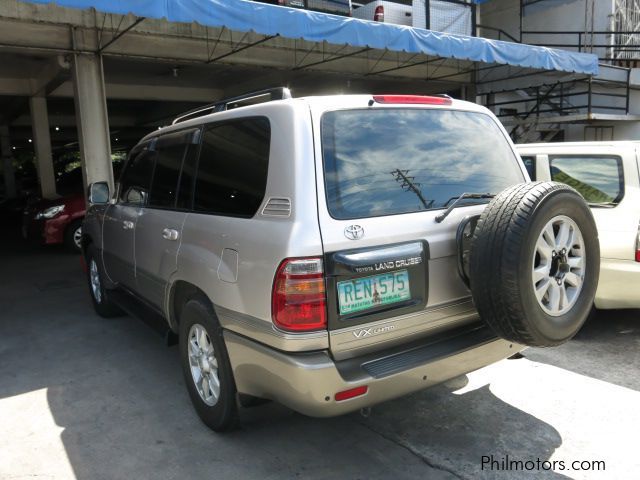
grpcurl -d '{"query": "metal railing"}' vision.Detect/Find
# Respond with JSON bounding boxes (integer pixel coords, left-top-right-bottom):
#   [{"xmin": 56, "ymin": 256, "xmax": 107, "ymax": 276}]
[
  {"xmin": 484, "ymin": 78, "xmax": 631, "ymax": 117},
  {"xmin": 521, "ymin": 30, "xmax": 640, "ymax": 64},
  {"xmin": 482, "ymin": 74, "xmax": 632, "ymax": 142}
]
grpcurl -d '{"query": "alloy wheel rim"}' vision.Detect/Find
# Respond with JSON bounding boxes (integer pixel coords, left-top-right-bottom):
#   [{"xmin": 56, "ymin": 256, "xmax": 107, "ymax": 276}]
[
  {"xmin": 89, "ymin": 259, "xmax": 102, "ymax": 304},
  {"xmin": 73, "ymin": 226, "xmax": 82, "ymax": 249},
  {"xmin": 188, "ymin": 323, "xmax": 220, "ymax": 406},
  {"xmin": 532, "ymin": 215, "xmax": 586, "ymax": 317}
]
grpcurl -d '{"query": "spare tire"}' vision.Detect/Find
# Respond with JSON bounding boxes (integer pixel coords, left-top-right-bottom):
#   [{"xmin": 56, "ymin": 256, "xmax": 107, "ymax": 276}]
[{"xmin": 469, "ymin": 182, "xmax": 599, "ymax": 347}]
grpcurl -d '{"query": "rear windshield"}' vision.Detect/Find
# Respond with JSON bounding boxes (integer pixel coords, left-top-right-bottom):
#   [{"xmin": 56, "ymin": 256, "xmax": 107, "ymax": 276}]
[{"xmin": 321, "ymin": 108, "xmax": 523, "ymax": 220}]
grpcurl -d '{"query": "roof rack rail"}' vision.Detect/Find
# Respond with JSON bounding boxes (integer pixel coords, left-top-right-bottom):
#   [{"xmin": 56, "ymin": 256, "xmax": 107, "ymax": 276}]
[{"xmin": 172, "ymin": 87, "xmax": 292, "ymax": 125}]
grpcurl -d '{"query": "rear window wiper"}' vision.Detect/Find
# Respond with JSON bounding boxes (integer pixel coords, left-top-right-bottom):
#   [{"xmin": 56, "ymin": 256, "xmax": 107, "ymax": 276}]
[{"xmin": 435, "ymin": 193, "xmax": 495, "ymax": 223}]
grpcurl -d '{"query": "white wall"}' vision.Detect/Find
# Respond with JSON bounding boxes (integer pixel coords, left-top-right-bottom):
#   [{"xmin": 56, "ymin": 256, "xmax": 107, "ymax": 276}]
[
  {"xmin": 480, "ymin": 0, "xmax": 615, "ymax": 59},
  {"xmin": 478, "ymin": 0, "xmax": 521, "ymax": 41}
]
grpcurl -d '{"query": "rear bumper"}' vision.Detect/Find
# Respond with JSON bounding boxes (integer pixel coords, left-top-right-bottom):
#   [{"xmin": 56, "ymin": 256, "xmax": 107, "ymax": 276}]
[
  {"xmin": 595, "ymin": 258, "xmax": 640, "ymax": 309},
  {"xmin": 224, "ymin": 324, "xmax": 520, "ymax": 417}
]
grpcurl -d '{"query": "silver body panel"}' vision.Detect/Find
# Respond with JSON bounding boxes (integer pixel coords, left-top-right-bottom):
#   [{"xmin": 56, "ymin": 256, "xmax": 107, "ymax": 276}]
[
  {"xmin": 102, "ymin": 204, "xmax": 139, "ymax": 289},
  {"xmin": 135, "ymin": 208, "xmax": 186, "ymax": 310},
  {"xmin": 225, "ymin": 329, "xmax": 522, "ymax": 417}
]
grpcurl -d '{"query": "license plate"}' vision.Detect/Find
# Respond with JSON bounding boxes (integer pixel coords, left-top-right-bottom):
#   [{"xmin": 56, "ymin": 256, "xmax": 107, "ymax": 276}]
[{"xmin": 337, "ymin": 270, "xmax": 411, "ymax": 315}]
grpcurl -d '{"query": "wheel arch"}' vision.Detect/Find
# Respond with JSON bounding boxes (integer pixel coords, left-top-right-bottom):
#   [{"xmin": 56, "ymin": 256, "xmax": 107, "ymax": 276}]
[{"xmin": 167, "ymin": 279, "xmax": 213, "ymax": 333}]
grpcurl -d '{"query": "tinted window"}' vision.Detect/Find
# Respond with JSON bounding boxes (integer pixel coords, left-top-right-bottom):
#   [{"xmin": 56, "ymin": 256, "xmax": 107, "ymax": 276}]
[
  {"xmin": 550, "ymin": 155, "xmax": 623, "ymax": 204},
  {"xmin": 321, "ymin": 109, "xmax": 523, "ymax": 220},
  {"xmin": 148, "ymin": 130, "xmax": 193, "ymax": 208},
  {"xmin": 176, "ymin": 138, "xmax": 200, "ymax": 210},
  {"xmin": 521, "ymin": 155, "xmax": 536, "ymax": 180},
  {"xmin": 194, "ymin": 118, "xmax": 270, "ymax": 217},
  {"xmin": 120, "ymin": 144, "xmax": 155, "ymax": 205}
]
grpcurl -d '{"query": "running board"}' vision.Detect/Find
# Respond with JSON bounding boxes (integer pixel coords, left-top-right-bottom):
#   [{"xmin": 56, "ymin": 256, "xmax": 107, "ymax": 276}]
[{"xmin": 109, "ymin": 289, "xmax": 178, "ymax": 346}]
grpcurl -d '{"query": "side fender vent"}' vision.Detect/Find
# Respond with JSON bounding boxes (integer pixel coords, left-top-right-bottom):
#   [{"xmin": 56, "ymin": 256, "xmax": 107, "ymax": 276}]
[{"xmin": 262, "ymin": 197, "xmax": 291, "ymax": 217}]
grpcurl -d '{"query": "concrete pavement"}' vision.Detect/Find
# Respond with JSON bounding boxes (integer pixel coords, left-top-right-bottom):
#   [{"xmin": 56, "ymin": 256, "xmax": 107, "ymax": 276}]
[{"xmin": 0, "ymin": 231, "xmax": 638, "ymax": 480}]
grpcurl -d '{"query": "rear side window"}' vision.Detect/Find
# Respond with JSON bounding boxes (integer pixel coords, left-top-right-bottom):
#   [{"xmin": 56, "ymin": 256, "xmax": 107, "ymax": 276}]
[
  {"xmin": 550, "ymin": 155, "xmax": 624, "ymax": 204},
  {"xmin": 193, "ymin": 117, "xmax": 270, "ymax": 217},
  {"xmin": 520, "ymin": 155, "xmax": 536, "ymax": 180},
  {"xmin": 148, "ymin": 130, "xmax": 195, "ymax": 208},
  {"xmin": 321, "ymin": 109, "xmax": 523, "ymax": 220},
  {"xmin": 119, "ymin": 143, "xmax": 155, "ymax": 205}
]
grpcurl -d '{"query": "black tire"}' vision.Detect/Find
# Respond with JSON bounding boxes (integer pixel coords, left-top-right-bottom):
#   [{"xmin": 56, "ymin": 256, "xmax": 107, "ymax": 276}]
[
  {"xmin": 469, "ymin": 182, "xmax": 599, "ymax": 347},
  {"xmin": 85, "ymin": 245, "xmax": 124, "ymax": 318},
  {"xmin": 179, "ymin": 295, "xmax": 239, "ymax": 432},
  {"xmin": 64, "ymin": 219, "xmax": 83, "ymax": 253}
]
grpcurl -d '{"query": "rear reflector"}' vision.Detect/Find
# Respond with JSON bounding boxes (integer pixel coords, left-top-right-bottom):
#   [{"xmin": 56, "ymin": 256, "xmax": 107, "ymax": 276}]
[
  {"xmin": 374, "ymin": 5, "xmax": 384, "ymax": 22},
  {"xmin": 272, "ymin": 257, "xmax": 327, "ymax": 332},
  {"xmin": 636, "ymin": 224, "xmax": 640, "ymax": 262},
  {"xmin": 372, "ymin": 95, "xmax": 452, "ymax": 106},
  {"xmin": 335, "ymin": 385, "xmax": 369, "ymax": 402}
]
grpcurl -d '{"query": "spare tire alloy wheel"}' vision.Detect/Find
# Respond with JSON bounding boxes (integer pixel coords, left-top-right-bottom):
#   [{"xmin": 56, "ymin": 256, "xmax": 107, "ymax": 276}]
[
  {"xmin": 533, "ymin": 215, "xmax": 585, "ymax": 316},
  {"xmin": 468, "ymin": 182, "xmax": 599, "ymax": 347}
]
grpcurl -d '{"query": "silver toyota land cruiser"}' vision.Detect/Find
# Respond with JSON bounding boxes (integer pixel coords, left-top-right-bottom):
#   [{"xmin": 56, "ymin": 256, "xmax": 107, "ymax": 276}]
[{"xmin": 83, "ymin": 88, "xmax": 599, "ymax": 431}]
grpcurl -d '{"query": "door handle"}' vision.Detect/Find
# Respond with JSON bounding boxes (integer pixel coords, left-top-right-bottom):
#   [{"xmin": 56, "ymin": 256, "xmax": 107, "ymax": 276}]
[
  {"xmin": 122, "ymin": 220, "xmax": 134, "ymax": 230},
  {"xmin": 162, "ymin": 228, "xmax": 180, "ymax": 241}
]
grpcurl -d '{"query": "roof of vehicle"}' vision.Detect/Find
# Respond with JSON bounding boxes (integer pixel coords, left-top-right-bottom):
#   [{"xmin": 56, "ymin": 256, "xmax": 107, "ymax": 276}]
[{"xmin": 141, "ymin": 94, "xmax": 490, "ymax": 144}]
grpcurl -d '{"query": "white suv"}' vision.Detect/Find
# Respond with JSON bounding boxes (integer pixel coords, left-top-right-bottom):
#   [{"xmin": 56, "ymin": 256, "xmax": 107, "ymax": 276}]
[{"xmin": 517, "ymin": 142, "xmax": 640, "ymax": 310}]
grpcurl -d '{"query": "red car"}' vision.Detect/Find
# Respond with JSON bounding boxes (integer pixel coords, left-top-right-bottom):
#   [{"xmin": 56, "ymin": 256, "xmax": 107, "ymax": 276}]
[
  {"xmin": 22, "ymin": 164, "xmax": 122, "ymax": 252},
  {"xmin": 22, "ymin": 190, "xmax": 86, "ymax": 252}
]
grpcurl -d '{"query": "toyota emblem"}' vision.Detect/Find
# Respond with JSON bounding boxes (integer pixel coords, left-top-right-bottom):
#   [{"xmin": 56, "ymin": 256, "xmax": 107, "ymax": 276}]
[{"xmin": 344, "ymin": 225, "xmax": 364, "ymax": 240}]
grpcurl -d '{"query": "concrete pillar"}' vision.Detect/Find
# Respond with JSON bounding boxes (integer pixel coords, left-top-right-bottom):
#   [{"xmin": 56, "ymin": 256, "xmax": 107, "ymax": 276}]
[
  {"xmin": 71, "ymin": 53, "xmax": 113, "ymax": 192},
  {"xmin": 29, "ymin": 96, "xmax": 57, "ymax": 199},
  {"xmin": 0, "ymin": 125, "xmax": 17, "ymax": 199}
]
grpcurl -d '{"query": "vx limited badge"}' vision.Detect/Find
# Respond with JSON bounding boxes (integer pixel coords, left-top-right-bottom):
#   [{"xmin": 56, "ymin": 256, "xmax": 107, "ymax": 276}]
[
  {"xmin": 344, "ymin": 225, "xmax": 364, "ymax": 240},
  {"xmin": 352, "ymin": 325, "xmax": 396, "ymax": 339}
]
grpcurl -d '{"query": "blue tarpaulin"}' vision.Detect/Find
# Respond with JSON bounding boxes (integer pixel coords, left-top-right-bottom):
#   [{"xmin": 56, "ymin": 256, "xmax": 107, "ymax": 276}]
[{"xmin": 19, "ymin": 0, "xmax": 598, "ymax": 75}]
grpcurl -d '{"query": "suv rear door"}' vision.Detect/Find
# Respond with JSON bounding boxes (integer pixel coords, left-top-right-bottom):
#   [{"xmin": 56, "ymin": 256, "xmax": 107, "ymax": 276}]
[
  {"xmin": 312, "ymin": 99, "xmax": 525, "ymax": 359},
  {"xmin": 134, "ymin": 128, "xmax": 200, "ymax": 309}
]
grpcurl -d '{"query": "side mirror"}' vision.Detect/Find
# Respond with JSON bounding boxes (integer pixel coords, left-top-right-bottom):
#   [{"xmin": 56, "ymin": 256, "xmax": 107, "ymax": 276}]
[{"xmin": 88, "ymin": 182, "xmax": 110, "ymax": 204}]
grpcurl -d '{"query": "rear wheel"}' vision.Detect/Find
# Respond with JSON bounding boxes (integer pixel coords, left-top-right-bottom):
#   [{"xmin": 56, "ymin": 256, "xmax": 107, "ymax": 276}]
[
  {"xmin": 469, "ymin": 182, "xmax": 599, "ymax": 347},
  {"xmin": 179, "ymin": 295, "xmax": 239, "ymax": 432}
]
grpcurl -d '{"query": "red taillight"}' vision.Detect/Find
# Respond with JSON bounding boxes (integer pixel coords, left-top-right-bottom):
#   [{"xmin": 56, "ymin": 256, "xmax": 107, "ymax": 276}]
[
  {"xmin": 335, "ymin": 385, "xmax": 369, "ymax": 402},
  {"xmin": 635, "ymin": 228, "xmax": 640, "ymax": 262},
  {"xmin": 272, "ymin": 257, "xmax": 327, "ymax": 332},
  {"xmin": 374, "ymin": 5, "xmax": 384, "ymax": 21},
  {"xmin": 372, "ymin": 95, "xmax": 453, "ymax": 106}
]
